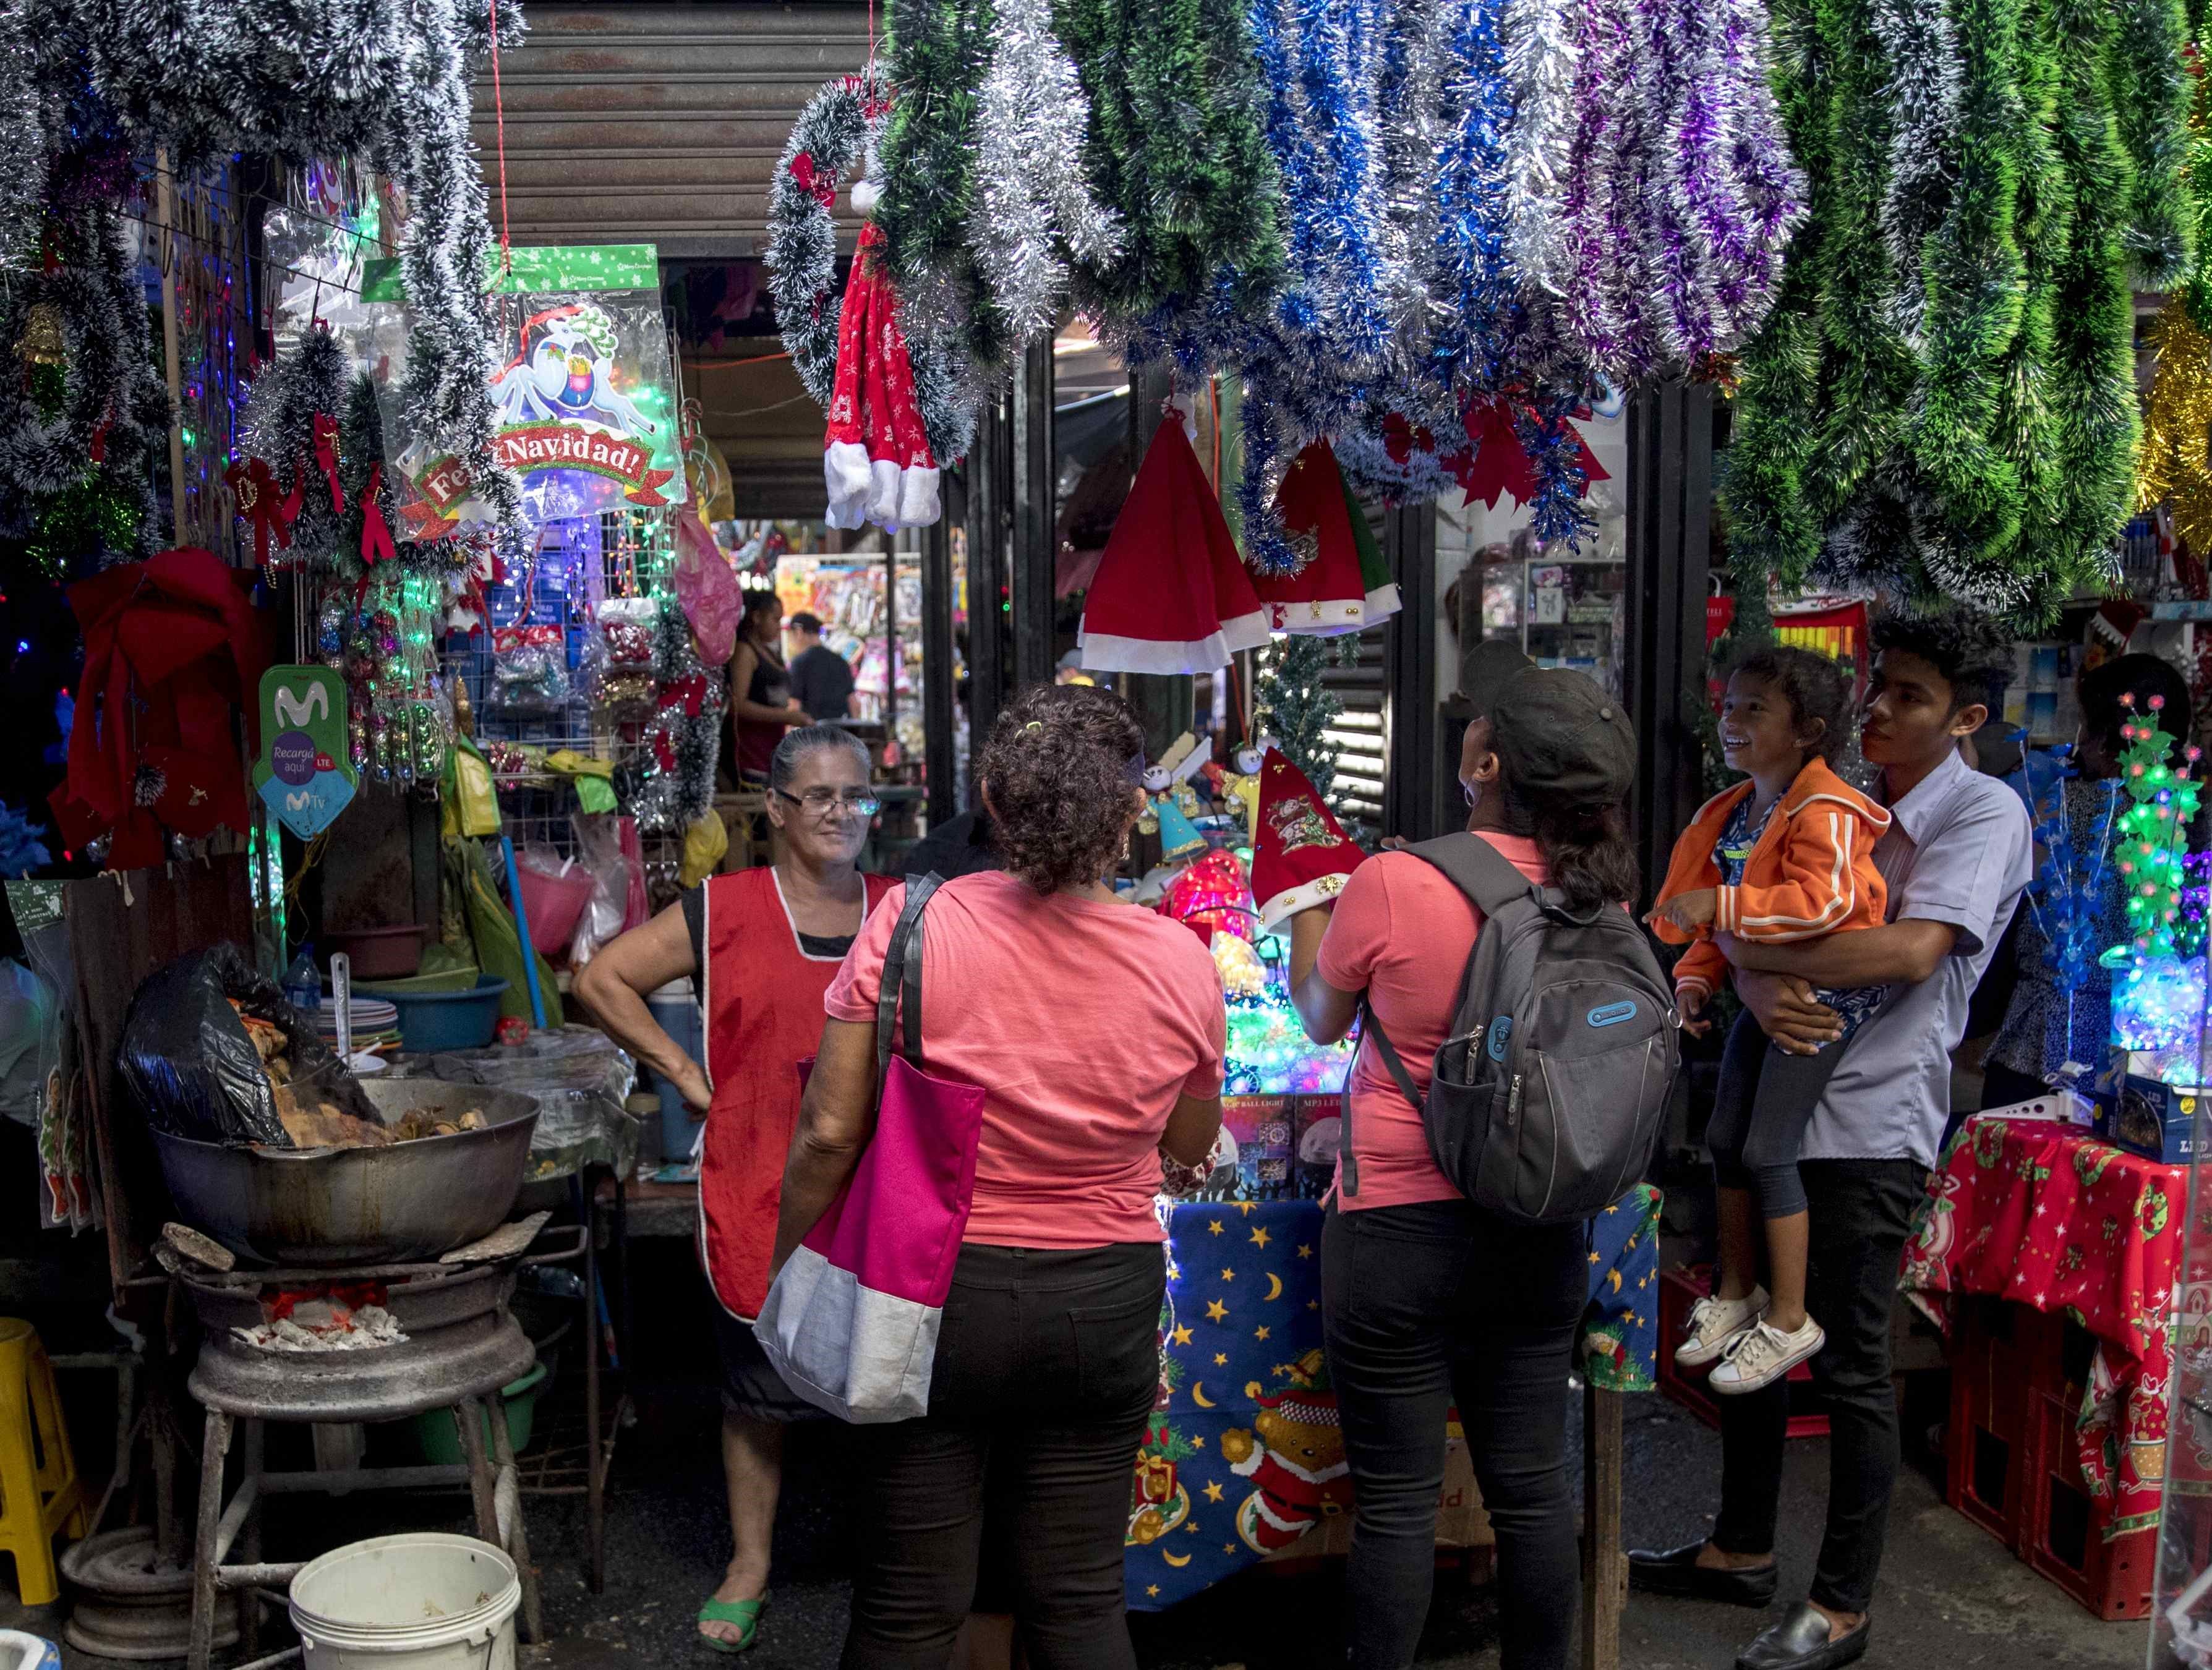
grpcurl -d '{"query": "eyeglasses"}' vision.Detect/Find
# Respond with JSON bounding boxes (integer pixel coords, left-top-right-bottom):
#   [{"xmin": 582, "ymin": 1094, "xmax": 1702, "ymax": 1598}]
[{"xmin": 775, "ymin": 788, "xmax": 882, "ymax": 817}]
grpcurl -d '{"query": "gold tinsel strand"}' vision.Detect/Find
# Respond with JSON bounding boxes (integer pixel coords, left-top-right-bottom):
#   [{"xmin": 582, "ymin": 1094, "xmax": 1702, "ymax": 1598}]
[{"xmin": 2138, "ymin": 306, "xmax": 2212, "ymax": 557}]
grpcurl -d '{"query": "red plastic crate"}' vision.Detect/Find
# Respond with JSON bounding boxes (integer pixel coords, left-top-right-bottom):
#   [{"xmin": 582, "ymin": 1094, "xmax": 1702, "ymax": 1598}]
[
  {"xmin": 1944, "ymin": 1297, "xmax": 2067, "ymax": 1552},
  {"xmin": 2024, "ymin": 1389, "xmax": 2155, "ymax": 1620},
  {"xmin": 1657, "ymin": 1266, "xmax": 1829, "ymax": 1439}
]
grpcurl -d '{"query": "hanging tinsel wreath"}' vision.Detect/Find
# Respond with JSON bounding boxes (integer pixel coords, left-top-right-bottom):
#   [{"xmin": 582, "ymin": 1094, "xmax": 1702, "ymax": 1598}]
[
  {"xmin": 0, "ymin": 204, "xmax": 169, "ymax": 581},
  {"xmin": 767, "ymin": 67, "xmax": 975, "ymax": 468}
]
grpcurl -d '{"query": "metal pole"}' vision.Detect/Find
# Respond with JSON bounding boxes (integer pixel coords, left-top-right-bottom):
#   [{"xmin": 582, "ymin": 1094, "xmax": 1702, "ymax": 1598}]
[
  {"xmin": 1384, "ymin": 501, "xmax": 1440, "ymax": 841},
  {"xmin": 884, "ymin": 540, "xmax": 900, "ymax": 746},
  {"xmin": 1010, "ymin": 337, "xmax": 1056, "ymax": 692},
  {"xmin": 922, "ymin": 513, "xmax": 956, "ymax": 822},
  {"xmin": 965, "ymin": 396, "xmax": 1010, "ymax": 768}
]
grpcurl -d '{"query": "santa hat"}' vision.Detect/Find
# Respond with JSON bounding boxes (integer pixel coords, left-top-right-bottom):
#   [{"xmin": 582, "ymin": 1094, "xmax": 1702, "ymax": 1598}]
[
  {"xmin": 824, "ymin": 224, "xmax": 941, "ymax": 533},
  {"xmin": 1252, "ymin": 442, "xmax": 1372, "ymax": 636},
  {"xmin": 1250, "ymin": 748, "xmax": 1366, "ymax": 932},
  {"xmin": 1080, "ymin": 410, "xmax": 1268, "ymax": 674},
  {"xmin": 1336, "ymin": 462, "xmax": 1401, "ymax": 622}
]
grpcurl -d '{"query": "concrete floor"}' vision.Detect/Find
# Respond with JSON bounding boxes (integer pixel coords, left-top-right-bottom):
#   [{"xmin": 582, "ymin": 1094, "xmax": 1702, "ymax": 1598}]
[{"xmin": 3, "ymin": 1362, "xmax": 2135, "ymax": 1670}]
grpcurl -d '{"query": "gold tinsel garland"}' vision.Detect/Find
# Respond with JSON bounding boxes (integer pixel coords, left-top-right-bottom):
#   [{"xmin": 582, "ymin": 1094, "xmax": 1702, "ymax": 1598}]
[{"xmin": 2139, "ymin": 307, "xmax": 2212, "ymax": 557}]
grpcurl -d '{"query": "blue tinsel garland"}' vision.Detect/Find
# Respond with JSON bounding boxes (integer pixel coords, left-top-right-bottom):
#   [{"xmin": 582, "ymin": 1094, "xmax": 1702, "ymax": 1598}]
[{"xmin": 0, "ymin": 801, "xmax": 52, "ymax": 880}]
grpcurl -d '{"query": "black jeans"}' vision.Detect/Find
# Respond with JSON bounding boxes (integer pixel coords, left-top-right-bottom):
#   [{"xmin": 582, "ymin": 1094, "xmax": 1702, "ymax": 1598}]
[
  {"xmin": 1321, "ymin": 1201, "xmax": 1586, "ymax": 1670},
  {"xmin": 1711, "ymin": 1159, "xmax": 1925, "ymax": 1613},
  {"xmin": 842, "ymin": 1242, "xmax": 1164, "ymax": 1670},
  {"xmin": 1706, "ymin": 1008, "xmax": 1855, "ymax": 1219}
]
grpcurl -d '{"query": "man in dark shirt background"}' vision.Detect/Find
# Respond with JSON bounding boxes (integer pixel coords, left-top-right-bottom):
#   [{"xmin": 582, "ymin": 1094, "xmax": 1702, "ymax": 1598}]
[{"xmin": 785, "ymin": 612, "xmax": 858, "ymax": 723}]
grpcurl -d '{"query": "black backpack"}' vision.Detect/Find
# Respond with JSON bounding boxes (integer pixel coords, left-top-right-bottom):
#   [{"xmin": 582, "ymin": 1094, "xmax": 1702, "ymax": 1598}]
[{"xmin": 1343, "ymin": 835, "xmax": 1678, "ymax": 1225}]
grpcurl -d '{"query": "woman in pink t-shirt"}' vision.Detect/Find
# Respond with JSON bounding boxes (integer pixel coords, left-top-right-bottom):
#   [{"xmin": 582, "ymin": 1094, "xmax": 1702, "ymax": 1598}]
[
  {"xmin": 1286, "ymin": 665, "xmax": 1642, "ymax": 1670},
  {"xmin": 772, "ymin": 684, "xmax": 1224, "ymax": 1670}
]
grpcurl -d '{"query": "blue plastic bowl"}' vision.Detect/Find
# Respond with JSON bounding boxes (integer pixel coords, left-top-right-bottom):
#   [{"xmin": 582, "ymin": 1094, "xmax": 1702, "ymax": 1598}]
[{"xmin": 369, "ymin": 973, "xmax": 511, "ymax": 1053}]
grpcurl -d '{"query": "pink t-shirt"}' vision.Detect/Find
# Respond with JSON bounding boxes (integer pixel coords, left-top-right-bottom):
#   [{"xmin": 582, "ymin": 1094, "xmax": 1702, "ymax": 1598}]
[
  {"xmin": 1314, "ymin": 835, "xmax": 1550, "ymax": 1212},
  {"xmin": 824, "ymin": 870, "xmax": 1226, "ymax": 1248}
]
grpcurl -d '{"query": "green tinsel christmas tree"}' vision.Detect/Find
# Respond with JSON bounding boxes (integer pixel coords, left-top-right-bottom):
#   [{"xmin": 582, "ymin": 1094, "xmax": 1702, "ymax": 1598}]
[{"xmin": 1257, "ymin": 635, "xmax": 1354, "ymax": 804}]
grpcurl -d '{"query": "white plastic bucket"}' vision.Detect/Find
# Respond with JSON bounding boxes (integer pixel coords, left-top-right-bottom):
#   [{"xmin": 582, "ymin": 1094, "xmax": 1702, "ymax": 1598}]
[{"xmin": 288, "ymin": 1534, "xmax": 520, "ymax": 1670}]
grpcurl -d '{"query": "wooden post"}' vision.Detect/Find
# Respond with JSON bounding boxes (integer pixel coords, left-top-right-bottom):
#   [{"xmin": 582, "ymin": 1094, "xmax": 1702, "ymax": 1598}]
[
  {"xmin": 1581, "ymin": 1381, "xmax": 1625, "ymax": 1670},
  {"xmin": 153, "ymin": 149, "xmax": 189, "ymax": 546}
]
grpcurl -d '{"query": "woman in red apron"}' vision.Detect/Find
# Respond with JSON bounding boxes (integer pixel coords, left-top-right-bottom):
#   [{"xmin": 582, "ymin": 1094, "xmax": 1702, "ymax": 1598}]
[{"xmin": 576, "ymin": 725, "xmax": 890, "ymax": 1653}]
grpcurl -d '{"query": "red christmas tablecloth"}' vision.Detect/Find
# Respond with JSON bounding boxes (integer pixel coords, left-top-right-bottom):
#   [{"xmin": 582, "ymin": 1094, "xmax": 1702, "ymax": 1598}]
[{"xmin": 1899, "ymin": 1115, "xmax": 2181, "ymax": 1532}]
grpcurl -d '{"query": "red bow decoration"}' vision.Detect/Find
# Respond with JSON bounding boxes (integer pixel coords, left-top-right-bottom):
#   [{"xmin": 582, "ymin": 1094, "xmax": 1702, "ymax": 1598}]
[
  {"xmin": 359, "ymin": 464, "xmax": 396, "ymax": 568},
  {"xmin": 788, "ymin": 151, "xmax": 837, "ymax": 209},
  {"xmin": 657, "ymin": 673, "xmax": 711, "ymax": 718},
  {"xmin": 1381, "ymin": 412, "xmax": 1437, "ymax": 466},
  {"xmin": 312, "ymin": 413, "xmax": 345, "ymax": 513},
  {"xmin": 225, "ymin": 456, "xmax": 301, "ymax": 568}
]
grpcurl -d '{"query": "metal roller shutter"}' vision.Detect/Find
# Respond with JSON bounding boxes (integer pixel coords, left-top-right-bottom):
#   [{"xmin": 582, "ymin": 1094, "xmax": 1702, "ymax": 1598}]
[
  {"xmin": 470, "ymin": 3, "xmax": 869, "ymax": 258},
  {"xmin": 1320, "ymin": 496, "xmax": 1393, "ymax": 830}
]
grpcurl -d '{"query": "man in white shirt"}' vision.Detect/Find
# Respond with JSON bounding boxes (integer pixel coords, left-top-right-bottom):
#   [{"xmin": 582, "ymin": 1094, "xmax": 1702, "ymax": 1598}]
[{"xmin": 1630, "ymin": 612, "xmax": 2033, "ymax": 1670}]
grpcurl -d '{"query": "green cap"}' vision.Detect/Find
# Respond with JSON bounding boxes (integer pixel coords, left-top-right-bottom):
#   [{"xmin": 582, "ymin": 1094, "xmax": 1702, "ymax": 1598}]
[{"xmin": 1490, "ymin": 667, "xmax": 1637, "ymax": 806}]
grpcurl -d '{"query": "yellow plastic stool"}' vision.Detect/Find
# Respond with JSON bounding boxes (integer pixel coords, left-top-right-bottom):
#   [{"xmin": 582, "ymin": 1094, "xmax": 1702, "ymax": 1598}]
[{"xmin": 0, "ymin": 1318, "xmax": 87, "ymax": 1606}]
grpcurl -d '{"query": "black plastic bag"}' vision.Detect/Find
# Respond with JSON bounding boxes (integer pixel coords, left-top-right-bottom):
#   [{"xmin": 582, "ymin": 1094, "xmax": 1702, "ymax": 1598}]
[{"xmin": 121, "ymin": 944, "xmax": 370, "ymax": 1146}]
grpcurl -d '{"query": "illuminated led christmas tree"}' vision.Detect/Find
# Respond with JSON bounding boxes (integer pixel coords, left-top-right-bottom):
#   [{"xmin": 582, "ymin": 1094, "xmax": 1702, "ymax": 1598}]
[{"xmin": 2111, "ymin": 692, "xmax": 2203, "ymax": 961}]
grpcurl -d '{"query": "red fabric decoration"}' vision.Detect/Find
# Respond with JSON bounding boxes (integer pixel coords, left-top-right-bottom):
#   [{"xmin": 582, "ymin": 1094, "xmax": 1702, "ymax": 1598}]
[
  {"xmin": 1900, "ymin": 1117, "xmax": 2181, "ymax": 1528},
  {"xmin": 1443, "ymin": 399, "xmax": 1608, "ymax": 511},
  {"xmin": 359, "ymin": 463, "xmax": 396, "ymax": 568},
  {"xmin": 312, "ymin": 413, "xmax": 345, "ymax": 513},
  {"xmin": 1078, "ymin": 412, "xmax": 1268, "ymax": 674},
  {"xmin": 49, "ymin": 547, "xmax": 265, "ymax": 871},
  {"xmin": 823, "ymin": 221, "xmax": 941, "ymax": 532},
  {"xmin": 225, "ymin": 457, "xmax": 299, "ymax": 569}
]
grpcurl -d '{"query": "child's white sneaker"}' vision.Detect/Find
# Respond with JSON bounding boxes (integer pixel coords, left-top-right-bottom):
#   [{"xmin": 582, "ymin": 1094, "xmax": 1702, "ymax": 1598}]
[
  {"xmin": 1709, "ymin": 1315, "xmax": 1825, "ymax": 1394},
  {"xmin": 1675, "ymin": 1285, "xmax": 1769, "ymax": 1369}
]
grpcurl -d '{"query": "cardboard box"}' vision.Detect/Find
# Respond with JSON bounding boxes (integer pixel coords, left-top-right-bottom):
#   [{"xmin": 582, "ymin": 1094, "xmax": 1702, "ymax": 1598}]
[
  {"xmin": 1292, "ymin": 1095, "xmax": 1341, "ymax": 1201},
  {"xmin": 1223, "ymin": 1094, "xmax": 1294, "ymax": 1199},
  {"xmin": 2109, "ymin": 1075, "xmax": 2199, "ymax": 1165}
]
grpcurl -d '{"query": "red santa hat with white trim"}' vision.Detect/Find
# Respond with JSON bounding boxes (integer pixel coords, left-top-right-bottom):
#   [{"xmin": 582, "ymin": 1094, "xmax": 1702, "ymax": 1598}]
[
  {"xmin": 1249, "ymin": 747, "xmax": 1367, "ymax": 933},
  {"xmin": 1250, "ymin": 441, "xmax": 1375, "ymax": 636},
  {"xmin": 1078, "ymin": 405, "xmax": 1268, "ymax": 674}
]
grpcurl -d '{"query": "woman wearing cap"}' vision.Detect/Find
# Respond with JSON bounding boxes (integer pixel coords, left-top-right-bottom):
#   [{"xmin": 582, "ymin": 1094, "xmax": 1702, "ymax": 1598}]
[
  {"xmin": 774, "ymin": 683, "xmax": 1226, "ymax": 1670},
  {"xmin": 1284, "ymin": 667, "xmax": 1642, "ymax": 1670}
]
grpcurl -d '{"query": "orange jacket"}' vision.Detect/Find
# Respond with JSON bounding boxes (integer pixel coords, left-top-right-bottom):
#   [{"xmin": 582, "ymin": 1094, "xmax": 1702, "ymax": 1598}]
[{"xmin": 1651, "ymin": 757, "xmax": 1892, "ymax": 1000}]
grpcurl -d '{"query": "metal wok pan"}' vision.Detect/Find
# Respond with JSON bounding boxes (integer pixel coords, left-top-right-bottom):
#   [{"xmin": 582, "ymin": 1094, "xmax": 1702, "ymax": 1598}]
[{"xmin": 151, "ymin": 1081, "xmax": 540, "ymax": 1266}]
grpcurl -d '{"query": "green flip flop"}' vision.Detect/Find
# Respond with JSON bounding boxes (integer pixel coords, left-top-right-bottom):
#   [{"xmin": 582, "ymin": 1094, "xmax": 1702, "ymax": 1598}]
[{"xmin": 697, "ymin": 1595, "xmax": 767, "ymax": 1654}]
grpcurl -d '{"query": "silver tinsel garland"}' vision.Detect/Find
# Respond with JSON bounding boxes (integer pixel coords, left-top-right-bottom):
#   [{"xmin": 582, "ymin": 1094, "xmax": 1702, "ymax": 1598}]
[
  {"xmin": 1501, "ymin": 0, "xmax": 1579, "ymax": 306},
  {"xmin": 67, "ymin": 0, "xmax": 523, "ymax": 510},
  {"xmin": 968, "ymin": 0, "xmax": 1122, "ymax": 344},
  {"xmin": 0, "ymin": 0, "xmax": 41, "ymax": 269}
]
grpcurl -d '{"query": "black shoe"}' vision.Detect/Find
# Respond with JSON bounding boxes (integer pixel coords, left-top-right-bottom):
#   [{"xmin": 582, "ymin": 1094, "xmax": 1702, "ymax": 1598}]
[
  {"xmin": 1626, "ymin": 1541, "xmax": 1778, "ymax": 1607},
  {"xmin": 1735, "ymin": 1603, "xmax": 1871, "ymax": 1670}
]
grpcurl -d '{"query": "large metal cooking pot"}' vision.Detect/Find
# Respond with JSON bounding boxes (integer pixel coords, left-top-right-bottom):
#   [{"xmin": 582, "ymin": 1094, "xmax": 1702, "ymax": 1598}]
[{"xmin": 151, "ymin": 1081, "xmax": 540, "ymax": 1266}]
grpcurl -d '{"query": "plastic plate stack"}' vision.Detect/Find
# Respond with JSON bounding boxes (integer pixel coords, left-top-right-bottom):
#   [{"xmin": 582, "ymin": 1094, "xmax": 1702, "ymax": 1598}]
[{"xmin": 315, "ymin": 995, "xmax": 401, "ymax": 1054}]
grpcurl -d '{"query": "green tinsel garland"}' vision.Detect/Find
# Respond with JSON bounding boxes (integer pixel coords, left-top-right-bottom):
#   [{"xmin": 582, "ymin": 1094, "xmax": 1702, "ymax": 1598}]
[
  {"xmin": 1053, "ymin": 0, "xmax": 1286, "ymax": 368},
  {"xmin": 2043, "ymin": 0, "xmax": 2141, "ymax": 604},
  {"xmin": 1716, "ymin": 0, "xmax": 1827, "ymax": 586},
  {"xmin": 1802, "ymin": 0, "xmax": 1918, "ymax": 582},
  {"xmin": 1903, "ymin": 0, "xmax": 2025, "ymax": 599},
  {"xmin": 875, "ymin": 0, "xmax": 1009, "ymax": 373},
  {"xmin": 1989, "ymin": 0, "xmax": 2068, "ymax": 613},
  {"xmin": 2110, "ymin": 0, "xmax": 2195, "ymax": 287}
]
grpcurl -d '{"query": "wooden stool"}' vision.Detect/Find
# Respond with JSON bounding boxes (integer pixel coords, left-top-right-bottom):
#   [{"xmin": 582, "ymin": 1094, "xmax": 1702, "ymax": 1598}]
[{"xmin": 0, "ymin": 1318, "xmax": 89, "ymax": 1606}]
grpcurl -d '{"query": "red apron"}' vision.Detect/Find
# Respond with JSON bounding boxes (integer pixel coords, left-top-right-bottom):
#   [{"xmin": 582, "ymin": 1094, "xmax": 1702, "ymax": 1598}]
[{"xmin": 696, "ymin": 866, "xmax": 894, "ymax": 1320}]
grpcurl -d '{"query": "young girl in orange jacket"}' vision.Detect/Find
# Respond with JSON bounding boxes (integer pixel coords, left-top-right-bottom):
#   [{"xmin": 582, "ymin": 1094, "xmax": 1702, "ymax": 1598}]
[{"xmin": 1647, "ymin": 648, "xmax": 1891, "ymax": 1395}]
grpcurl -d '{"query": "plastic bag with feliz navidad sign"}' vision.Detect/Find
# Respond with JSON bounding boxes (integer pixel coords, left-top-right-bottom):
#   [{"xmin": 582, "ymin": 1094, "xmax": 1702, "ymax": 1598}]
[{"xmin": 350, "ymin": 245, "xmax": 686, "ymax": 535}]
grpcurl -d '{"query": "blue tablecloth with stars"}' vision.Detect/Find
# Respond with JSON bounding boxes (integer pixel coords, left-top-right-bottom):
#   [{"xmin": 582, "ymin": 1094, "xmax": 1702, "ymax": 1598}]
[{"xmin": 1125, "ymin": 1185, "xmax": 1660, "ymax": 1611}]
